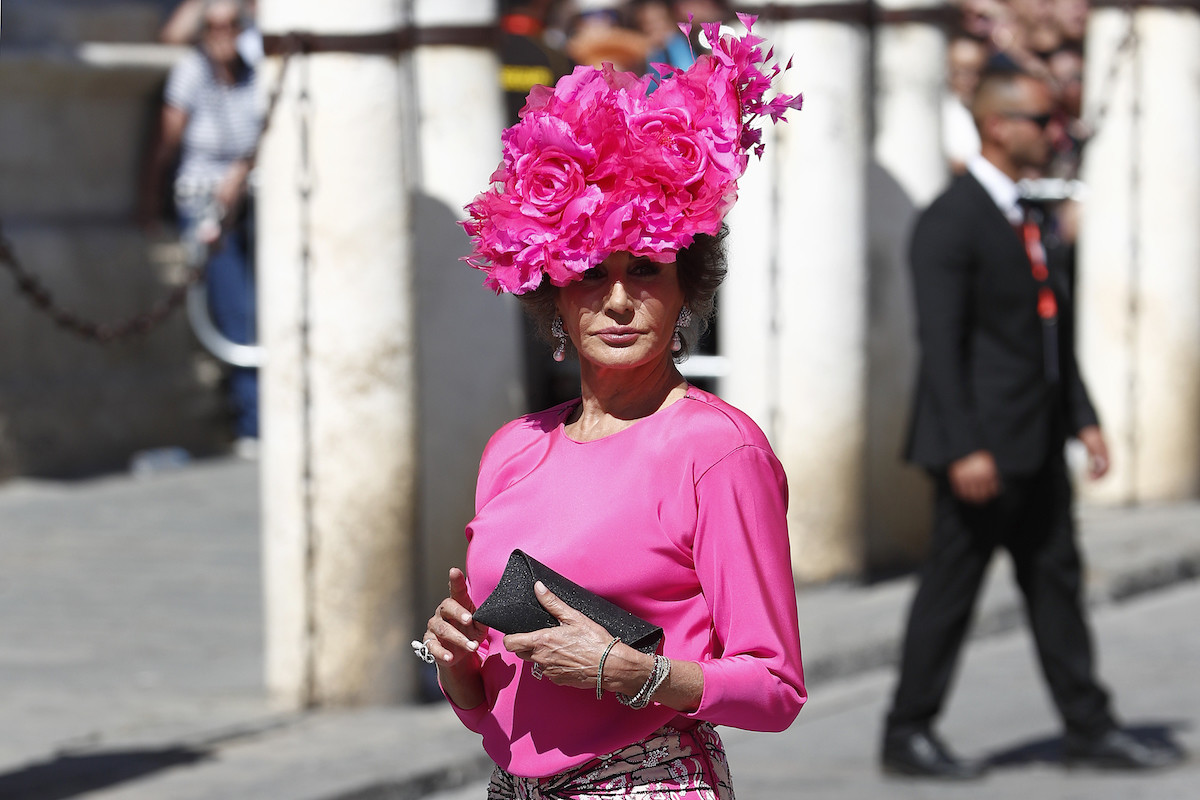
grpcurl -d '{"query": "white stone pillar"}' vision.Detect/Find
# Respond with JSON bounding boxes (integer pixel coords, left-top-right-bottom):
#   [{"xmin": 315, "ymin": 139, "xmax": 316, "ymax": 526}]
[
  {"xmin": 409, "ymin": 1, "xmax": 526, "ymax": 626},
  {"xmin": 257, "ymin": 0, "xmax": 419, "ymax": 706},
  {"xmin": 724, "ymin": 3, "xmax": 870, "ymax": 581},
  {"xmin": 722, "ymin": 130, "xmax": 780, "ymax": 433},
  {"xmin": 1078, "ymin": 6, "xmax": 1200, "ymax": 504},
  {"xmin": 866, "ymin": 2, "xmax": 948, "ymax": 564}
]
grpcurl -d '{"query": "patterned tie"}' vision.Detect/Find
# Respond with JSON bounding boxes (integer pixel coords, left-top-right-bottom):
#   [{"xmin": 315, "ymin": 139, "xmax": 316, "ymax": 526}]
[{"xmin": 1017, "ymin": 199, "xmax": 1060, "ymax": 383}]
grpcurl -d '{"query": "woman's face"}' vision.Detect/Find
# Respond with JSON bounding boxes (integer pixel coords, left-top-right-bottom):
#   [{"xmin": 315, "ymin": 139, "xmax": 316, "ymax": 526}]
[
  {"xmin": 202, "ymin": 2, "xmax": 242, "ymax": 66},
  {"xmin": 556, "ymin": 251, "xmax": 684, "ymax": 372}
]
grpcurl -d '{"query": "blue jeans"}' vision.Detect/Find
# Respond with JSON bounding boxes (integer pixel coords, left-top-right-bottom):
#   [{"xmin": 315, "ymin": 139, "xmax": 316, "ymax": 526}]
[{"xmin": 180, "ymin": 200, "xmax": 259, "ymax": 439}]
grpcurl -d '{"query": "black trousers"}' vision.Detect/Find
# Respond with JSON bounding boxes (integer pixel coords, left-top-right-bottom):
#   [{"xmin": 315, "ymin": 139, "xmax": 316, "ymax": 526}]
[{"xmin": 885, "ymin": 454, "xmax": 1114, "ymax": 739}]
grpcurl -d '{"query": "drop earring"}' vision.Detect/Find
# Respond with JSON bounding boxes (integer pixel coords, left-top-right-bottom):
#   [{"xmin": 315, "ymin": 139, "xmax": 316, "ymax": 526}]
[
  {"xmin": 671, "ymin": 306, "xmax": 693, "ymax": 353},
  {"xmin": 552, "ymin": 316, "xmax": 567, "ymax": 362}
]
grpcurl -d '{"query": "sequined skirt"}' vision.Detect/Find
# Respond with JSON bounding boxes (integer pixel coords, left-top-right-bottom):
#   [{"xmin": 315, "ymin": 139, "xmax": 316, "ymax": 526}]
[{"xmin": 486, "ymin": 722, "xmax": 734, "ymax": 799}]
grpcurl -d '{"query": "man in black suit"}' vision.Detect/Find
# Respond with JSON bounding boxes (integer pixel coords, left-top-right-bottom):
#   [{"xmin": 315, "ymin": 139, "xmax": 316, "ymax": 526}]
[{"xmin": 880, "ymin": 67, "xmax": 1182, "ymax": 779}]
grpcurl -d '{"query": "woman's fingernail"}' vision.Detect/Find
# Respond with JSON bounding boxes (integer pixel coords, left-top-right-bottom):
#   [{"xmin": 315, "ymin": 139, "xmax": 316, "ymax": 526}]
[
  {"xmin": 462, "ymin": 613, "xmax": 472, "ymax": 624},
  {"xmin": 468, "ymin": 641, "xmax": 479, "ymax": 651},
  {"xmin": 535, "ymin": 581, "xmax": 547, "ymax": 595}
]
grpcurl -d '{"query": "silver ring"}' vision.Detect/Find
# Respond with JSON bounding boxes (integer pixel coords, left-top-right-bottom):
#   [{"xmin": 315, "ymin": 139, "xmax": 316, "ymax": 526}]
[
  {"xmin": 410, "ymin": 639, "xmax": 435, "ymax": 664},
  {"xmin": 531, "ymin": 662, "xmax": 544, "ymax": 680}
]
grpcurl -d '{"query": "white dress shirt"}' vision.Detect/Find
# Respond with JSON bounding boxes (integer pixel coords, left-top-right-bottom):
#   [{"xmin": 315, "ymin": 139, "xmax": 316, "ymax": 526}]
[{"xmin": 967, "ymin": 154, "xmax": 1023, "ymax": 225}]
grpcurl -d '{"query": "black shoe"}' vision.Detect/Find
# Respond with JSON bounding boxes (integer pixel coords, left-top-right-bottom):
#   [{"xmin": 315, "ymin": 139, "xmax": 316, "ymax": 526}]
[
  {"xmin": 882, "ymin": 728, "xmax": 987, "ymax": 780},
  {"xmin": 1064, "ymin": 728, "xmax": 1185, "ymax": 771}
]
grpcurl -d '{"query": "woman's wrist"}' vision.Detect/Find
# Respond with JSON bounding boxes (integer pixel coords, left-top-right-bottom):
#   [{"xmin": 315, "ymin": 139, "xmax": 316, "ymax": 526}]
[
  {"xmin": 601, "ymin": 644, "xmax": 656, "ymax": 697},
  {"xmin": 436, "ymin": 653, "xmax": 485, "ymax": 710}
]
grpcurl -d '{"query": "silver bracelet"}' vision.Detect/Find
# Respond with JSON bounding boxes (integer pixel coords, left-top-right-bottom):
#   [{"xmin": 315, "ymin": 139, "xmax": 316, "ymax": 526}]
[
  {"xmin": 618, "ymin": 654, "xmax": 671, "ymax": 709},
  {"xmin": 596, "ymin": 637, "xmax": 622, "ymax": 700}
]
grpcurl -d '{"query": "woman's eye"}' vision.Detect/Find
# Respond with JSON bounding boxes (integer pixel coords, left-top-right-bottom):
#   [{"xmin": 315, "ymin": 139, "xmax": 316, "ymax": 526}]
[
  {"xmin": 582, "ymin": 267, "xmax": 605, "ymax": 281},
  {"xmin": 630, "ymin": 261, "xmax": 660, "ymax": 277}
]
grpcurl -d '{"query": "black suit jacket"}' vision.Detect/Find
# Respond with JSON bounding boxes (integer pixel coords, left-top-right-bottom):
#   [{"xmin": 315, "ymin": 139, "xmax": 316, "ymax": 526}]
[{"xmin": 904, "ymin": 172, "xmax": 1098, "ymax": 475}]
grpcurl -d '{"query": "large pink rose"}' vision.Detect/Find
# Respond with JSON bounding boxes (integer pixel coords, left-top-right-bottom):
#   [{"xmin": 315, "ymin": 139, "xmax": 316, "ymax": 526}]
[
  {"xmin": 626, "ymin": 107, "xmax": 710, "ymax": 188},
  {"xmin": 502, "ymin": 116, "xmax": 596, "ymax": 221}
]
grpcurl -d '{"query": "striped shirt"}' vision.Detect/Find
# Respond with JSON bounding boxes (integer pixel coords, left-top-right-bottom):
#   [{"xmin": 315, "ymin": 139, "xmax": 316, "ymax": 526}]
[{"xmin": 165, "ymin": 50, "xmax": 261, "ymax": 193}]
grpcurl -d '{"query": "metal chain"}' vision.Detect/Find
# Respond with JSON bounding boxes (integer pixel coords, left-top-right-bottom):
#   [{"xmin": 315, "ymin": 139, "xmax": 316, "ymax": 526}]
[
  {"xmin": 0, "ymin": 222, "xmax": 200, "ymax": 343},
  {"xmin": 0, "ymin": 46, "xmax": 297, "ymax": 344}
]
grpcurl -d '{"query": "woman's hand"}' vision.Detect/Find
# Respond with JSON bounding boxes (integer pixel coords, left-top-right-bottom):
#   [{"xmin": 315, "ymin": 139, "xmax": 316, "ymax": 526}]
[
  {"xmin": 505, "ymin": 581, "xmax": 705, "ymax": 712},
  {"xmin": 503, "ymin": 582, "xmax": 652, "ymax": 693},
  {"xmin": 421, "ymin": 568, "xmax": 488, "ymax": 709},
  {"xmin": 423, "ymin": 567, "xmax": 487, "ymax": 667},
  {"xmin": 211, "ymin": 159, "xmax": 252, "ymax": 232}
]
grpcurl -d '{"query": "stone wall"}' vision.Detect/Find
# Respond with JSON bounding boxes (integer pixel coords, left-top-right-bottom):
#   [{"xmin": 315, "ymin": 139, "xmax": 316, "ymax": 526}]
[{"xmin": 0, "ymin": 0, "xmax": 227, "ymax": 478}]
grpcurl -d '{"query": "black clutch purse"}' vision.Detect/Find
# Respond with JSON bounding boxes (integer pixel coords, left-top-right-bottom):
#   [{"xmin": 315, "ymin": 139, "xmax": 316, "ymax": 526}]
[{"xmin": 473, "ymin": 549, "xmax": 664, "ymax": 655}]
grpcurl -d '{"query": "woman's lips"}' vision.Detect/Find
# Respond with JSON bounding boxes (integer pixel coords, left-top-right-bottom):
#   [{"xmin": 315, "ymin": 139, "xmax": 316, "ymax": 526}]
[{"xmin": 595, "ymin": 326, "xmax": 642, "ymax": 345}]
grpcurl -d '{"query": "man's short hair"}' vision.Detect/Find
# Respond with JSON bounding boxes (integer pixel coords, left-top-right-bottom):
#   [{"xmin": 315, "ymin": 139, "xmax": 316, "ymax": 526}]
[{"xmin": 971, "ymin": 65, "xmax": 1038, "ymax": 130}]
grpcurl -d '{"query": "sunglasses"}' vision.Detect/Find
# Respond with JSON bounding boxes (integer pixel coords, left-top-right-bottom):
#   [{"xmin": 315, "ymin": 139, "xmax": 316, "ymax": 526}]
[
  {"xmin": 1004, "ymin": 112, "xmax": 1054, "ymax": 130},
  {"xmin": 204, "ymin": 18, "xmax": 241, "ymax": 33}
]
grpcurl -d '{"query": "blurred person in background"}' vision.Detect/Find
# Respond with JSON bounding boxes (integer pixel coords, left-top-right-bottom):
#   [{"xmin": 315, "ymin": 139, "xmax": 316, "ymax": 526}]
[
  {"xmin": 961, "ymin": 0, "xmax": 1053, "ymax": 80},
  {"xmin": 630, "ymin": 0, "xmax": 696, "ymax": 86},
  {"xmin": 159, "ymin": 0, "xmax": 262, "ymax": 65},
  {"xmin": 1010, "ymin": 0, "xmax": 1063, "ymax": 56},
  {"xmin": 673, "ymin": 0, "xmax": 733, "ymax": 54},
  {"xmin": 1046, "ymin": 43, "xmax": 1086, "ymax": 177},
  {"xmin": 499, "ymin": 0, "xmax": 575, "ymax": 126},
  {"xmin": 943, "ymin": 33, "xmax": 989, "ymax": 174},
  {"xmin": 143, "ymin": 0, "xmax": 261, "ymax": 454},
  {"xmin": 1044, "ymin": 43, "xmax": 1087, "ymax": 243},
  {"xmin": 1053, "ymin": 0, "xmax": 1090, "ymax": 47},
  {"xmin": 880, "ymin": 66, "xmax": 1183, "ymax": 779},
  {"xmin": 566, "ymin": 0, "xmax": 650, "ymax": 71}
]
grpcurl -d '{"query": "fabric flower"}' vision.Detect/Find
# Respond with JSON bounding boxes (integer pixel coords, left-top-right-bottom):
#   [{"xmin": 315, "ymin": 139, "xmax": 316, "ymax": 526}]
[{"xmin": 461, "ymin": 16, "xmax": 803, "ymax": 294}]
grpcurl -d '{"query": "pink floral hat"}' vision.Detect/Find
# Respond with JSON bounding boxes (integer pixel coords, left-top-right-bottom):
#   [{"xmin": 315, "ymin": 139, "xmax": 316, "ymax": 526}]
[{"xmin": 462, "ymin": 14, "xmax": 803, "ymax": 295}]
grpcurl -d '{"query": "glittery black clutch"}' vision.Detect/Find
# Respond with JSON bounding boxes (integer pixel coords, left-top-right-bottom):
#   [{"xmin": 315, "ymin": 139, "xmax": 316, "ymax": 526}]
[{"xmin": 473, "ymin": 549, "xmax": 664, "ymax": 655}]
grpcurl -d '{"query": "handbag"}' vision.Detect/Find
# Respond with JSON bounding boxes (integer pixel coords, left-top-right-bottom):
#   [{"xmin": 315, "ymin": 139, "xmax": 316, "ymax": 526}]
[{"xmin": 473, "ymin": 549, "xmax": 664, "ymax": 655}]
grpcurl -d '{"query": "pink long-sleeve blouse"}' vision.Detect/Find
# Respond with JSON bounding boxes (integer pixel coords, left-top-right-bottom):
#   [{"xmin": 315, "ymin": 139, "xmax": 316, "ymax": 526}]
[{"xmin": 448, "ymin": 385, "xmax": 806, "ymax": 777}]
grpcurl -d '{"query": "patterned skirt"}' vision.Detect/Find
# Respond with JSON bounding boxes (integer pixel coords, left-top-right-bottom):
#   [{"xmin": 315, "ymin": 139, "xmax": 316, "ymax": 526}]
[{"xmin": 486, "ymin": 722, "xmax": 734, "ymax": 799}]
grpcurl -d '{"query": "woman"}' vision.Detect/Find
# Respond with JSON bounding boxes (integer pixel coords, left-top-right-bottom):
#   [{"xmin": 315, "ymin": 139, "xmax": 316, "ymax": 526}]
[
  {"xmin": 419, "ymin": 17, "xmax": 805, "ymax": 798},
  {"xmin": 143, "ymin": 0, "xmax": 260, "ymax": 450}
]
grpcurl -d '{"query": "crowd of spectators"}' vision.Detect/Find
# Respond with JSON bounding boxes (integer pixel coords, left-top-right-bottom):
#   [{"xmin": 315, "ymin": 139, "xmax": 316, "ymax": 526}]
[
  {"xmin": 507, "ymin": 0, "xmax": 1092, "ymax": 190},
  {"xmin": 499, "ymin": 0, "xmax": 734, "ymax": 126},
  {"xmin": 943, "ymin": 0, "xmax": 1093, "ymax": 245},
  {"xmin": 944, "ymin": 0, "xmax": 1090, "ymax": 183}
]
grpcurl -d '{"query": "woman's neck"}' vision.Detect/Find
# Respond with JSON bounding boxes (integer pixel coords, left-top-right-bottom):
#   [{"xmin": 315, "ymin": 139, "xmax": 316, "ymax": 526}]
[
  {"xmin": 566, "ymin": 359, "xmax": 688, "ymax": 442},
  {"xmin": 206, "ymin": 52, "xmax": 244, "ymax": 86}
]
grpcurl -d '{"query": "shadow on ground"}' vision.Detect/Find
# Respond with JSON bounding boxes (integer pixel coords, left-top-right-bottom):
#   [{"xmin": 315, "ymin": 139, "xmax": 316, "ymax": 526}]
[
  {"xmin": 985, "ymin": 720, "xmax": 1191, "ymax": 769},
  {"xmin": 0, "ymin": 746, "xmax": 211, "ymax": 799}
]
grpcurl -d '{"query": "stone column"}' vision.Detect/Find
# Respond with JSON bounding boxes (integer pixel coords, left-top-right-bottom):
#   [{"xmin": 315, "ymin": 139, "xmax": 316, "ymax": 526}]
[
  {"xmin": 257, "ymin": 0, "xmax": 419, "ymax": 705},
  {"xmin": 1078, "ymin": 5, "xmax": 1200, "ymax": 504},
  {"xmin": 723, "ymin": 3, "xmax": 871, "ymax": 581},
  {"xmin": 409, "ymin": 0, "xmax": 526, "ymax": 631},
  {"xmin": 865, "ymin": 1, "xmax": 948, "ymax": 565}
]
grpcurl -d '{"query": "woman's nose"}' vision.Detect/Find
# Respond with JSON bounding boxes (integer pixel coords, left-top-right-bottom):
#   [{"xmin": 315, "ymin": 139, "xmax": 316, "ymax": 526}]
[{"xmin": 606, "ymin": 280, "xmax": 632, "ymax": 312}]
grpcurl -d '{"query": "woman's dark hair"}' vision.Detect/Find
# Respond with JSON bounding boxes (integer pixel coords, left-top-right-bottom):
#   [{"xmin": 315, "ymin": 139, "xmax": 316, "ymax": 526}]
[{"xmin": 517, "ymin": 226, "xmax": 729, "ymax": 362}]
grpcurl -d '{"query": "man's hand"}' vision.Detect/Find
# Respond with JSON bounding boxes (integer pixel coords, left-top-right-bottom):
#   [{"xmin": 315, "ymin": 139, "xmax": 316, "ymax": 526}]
[
  {"xmin": 1077, "ymin": 425, "xmax": 1110, "ymax": 479},
  {"xmin": 948, "ymin": 450, "xmax": 1001, "ymax": 504}
]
